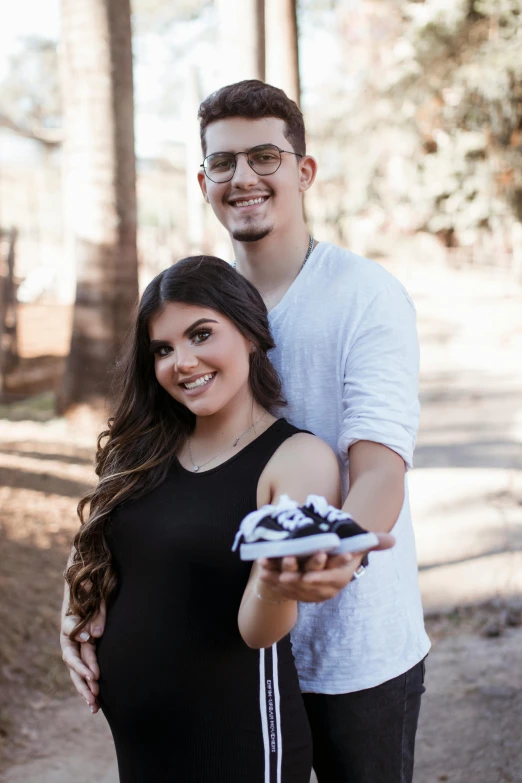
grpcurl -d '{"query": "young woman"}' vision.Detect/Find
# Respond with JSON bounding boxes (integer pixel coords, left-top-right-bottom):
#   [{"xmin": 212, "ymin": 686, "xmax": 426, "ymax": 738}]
[{"xmin": 65, "ymin": 255, "xmax": 347, "ymax": 783}]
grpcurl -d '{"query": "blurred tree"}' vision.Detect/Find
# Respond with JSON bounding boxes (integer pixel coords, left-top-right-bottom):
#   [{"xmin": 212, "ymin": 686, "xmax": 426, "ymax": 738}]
[
  {"xmin": 265, "ymin": 0, "xmax": 300, "ymax": 104},
  {"xmin": 302, "ymin": 0, "xmax": 522, "ymax": 264},
  {"xmin": 396, "ymin": 0, "xmax": 522, "ymax": 246},
  {"xmin": 132, "ymin": 0, "xmax": 212, "ymax": 25},
  {"xmin": 216, "ymin": 0, "xmax": 265, "ymax": 82},
  {"xmin": 0, "ymin": 37, "xmax": 61, "ymax": 144},
  {"xmin": 131, "ymin": 0, "xmax": 217, "ymax": 124},
  {"xmin": 58, "ymin": 0, "xmax": 139, "ymax": 411}
]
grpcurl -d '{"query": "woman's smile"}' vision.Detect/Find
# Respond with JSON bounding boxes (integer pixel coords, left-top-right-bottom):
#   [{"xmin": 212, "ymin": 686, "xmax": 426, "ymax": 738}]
[{"xmin": 178, "ymin": 371, "xmax": 217, "ymax": 396}]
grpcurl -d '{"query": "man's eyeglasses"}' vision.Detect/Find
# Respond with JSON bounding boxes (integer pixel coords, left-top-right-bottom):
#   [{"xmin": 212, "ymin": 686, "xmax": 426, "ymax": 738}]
[{"xmin": 200, "ymin": 143, "xmax": 303, "ymax": 183}]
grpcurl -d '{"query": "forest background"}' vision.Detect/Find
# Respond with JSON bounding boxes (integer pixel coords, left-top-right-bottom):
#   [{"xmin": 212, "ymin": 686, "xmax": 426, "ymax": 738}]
[
  {"xmin": 0, "ymin": 1, "xmax": 522, "ymax": 782},
  {"xmin": 2, "ymin": 0, "xmax": 522, "ymax": 407}
]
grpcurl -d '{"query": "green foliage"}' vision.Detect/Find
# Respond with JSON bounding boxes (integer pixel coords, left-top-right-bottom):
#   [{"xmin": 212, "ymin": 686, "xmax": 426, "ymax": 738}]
[{"xmin": 304, "ymin": 0, "xmax": 522, "ymax": 252}]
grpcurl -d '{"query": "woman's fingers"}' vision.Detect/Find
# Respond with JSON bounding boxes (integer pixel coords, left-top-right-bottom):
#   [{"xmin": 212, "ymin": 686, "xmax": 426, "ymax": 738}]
[
  {"xmin": 61, "ymin": 613, "xmax": 80, "ymax": 640},
  {"xmin": 89, "ymin": 601, "xmax": 107, "ymax": 638},
  {"xmin": 61, "ymin": 611, "xmax": 103, "ymax": 681},
  {"xmin": 300, "ymin": 552, "xmax": 328, "ymax": 572},
  {"xmin": 321, "ymin": 553, "xmax": 354, "ymax": 569},
  {"xmin": 81, "ymin": 645, "xmax": 100, "ymax": 694},
  {"xmin": 302, "ymin": 553, "xmax": 362, "ymax": 587},
  {"xmin": 61, "ymin": 612, "xmax": 101, "ymax": 711},
  {"xmin": 69, "ymin": 668, "xmax": 98, "ymax": 709},
  {"xmin": 280, "ymin": 556, "xmax": 300, "ymax": 573},
  {"xmin": 81, "ymin": 634, "xmax": 101, "ymax": 681},
  {"xmin": 258, "ymin": 557, "xmax": 283, "ymax": 573},
  {"xmin": 61, "ymin": 631, "xmax": 96, "ymax": 681},
  {"xmin": 259, "ymin": 552, "xmax": 331, "ymax": 587}
]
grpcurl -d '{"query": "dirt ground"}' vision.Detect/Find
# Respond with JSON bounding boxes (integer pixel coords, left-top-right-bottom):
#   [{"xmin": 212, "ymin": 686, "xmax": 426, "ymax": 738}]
[{"xmin": 1, "ymin": 257, "xmax": 522, "ymax": 782}]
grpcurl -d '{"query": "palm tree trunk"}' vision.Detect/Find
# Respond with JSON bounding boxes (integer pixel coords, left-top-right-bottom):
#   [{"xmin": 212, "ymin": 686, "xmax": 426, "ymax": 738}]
[{"xmin": 59, "ymin": 0, "xmax": 138, "ymax": 411}]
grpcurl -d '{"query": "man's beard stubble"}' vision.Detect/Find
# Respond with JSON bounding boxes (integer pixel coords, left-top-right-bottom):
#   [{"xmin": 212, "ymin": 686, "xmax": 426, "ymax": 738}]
[{"xmin": 232, "ymin": 225, "xmax": 273, "ymax": 243}]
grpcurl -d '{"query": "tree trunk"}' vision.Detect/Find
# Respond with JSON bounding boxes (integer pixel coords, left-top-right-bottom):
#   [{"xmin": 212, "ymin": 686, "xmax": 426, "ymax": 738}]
[
  {"xmin": 216, "ymin": 0, "xmax": 265, "ymax": 84},
  {"xmin": 59, "ymin": 0, "xmax": 138, "ymax": 411},
  {"xmin": 0, "ymin": 228, "xmax": 19, "ymax": 396},
  {"xmin": 265, "ymin": 0, "xmax": 300, "ymax": 104},
  {"xmin": 184, "ymin": 67, "xmax": 208, "ymax": 254}
]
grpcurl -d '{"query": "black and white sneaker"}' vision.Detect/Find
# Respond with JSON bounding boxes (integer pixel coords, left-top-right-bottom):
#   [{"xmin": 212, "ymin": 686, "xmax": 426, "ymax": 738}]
[
  {"xmin": 300, "ymin": 495, "xmax": 379, "ymax": 555},
  {"xmin": 232, "ymin": 495, "xmax": 341, "ymax": 561}
]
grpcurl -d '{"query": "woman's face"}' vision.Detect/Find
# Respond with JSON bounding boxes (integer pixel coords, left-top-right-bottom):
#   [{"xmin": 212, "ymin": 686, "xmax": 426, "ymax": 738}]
[{"xmin": 149, "ymin": 302, "xmax": 254, "ymax": 417}]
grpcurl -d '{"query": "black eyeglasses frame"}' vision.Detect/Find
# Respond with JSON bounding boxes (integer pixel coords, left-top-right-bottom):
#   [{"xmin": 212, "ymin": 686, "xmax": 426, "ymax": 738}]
[{"xmin": 200, "ymin": 144, "xmax": 303, "ymax": 183}]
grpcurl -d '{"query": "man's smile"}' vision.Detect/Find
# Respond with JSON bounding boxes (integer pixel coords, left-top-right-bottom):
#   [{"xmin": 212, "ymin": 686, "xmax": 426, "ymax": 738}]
[{"xmin": 227, "ymin": 193, "xmax": 271, "ymax": 209}]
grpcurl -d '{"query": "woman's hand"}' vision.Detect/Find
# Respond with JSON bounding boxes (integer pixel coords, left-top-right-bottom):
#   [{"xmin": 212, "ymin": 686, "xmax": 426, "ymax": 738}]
[
  {"xmin": 257, "ymin": 552, "xmax": 359, "ymax": 602},
  {"xmin": 60, "ymin": 603, "xmax": 106, "ymax": 713},
  {"xmin": 257, "ymin": 533, "xmax": 394, "ymax": 603}
]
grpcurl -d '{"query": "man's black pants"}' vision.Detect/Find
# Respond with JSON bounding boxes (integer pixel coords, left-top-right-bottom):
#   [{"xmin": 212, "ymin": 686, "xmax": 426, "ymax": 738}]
[{"xmin": 302, "ymin": 658, "xmax": 427, "ymax": 783}]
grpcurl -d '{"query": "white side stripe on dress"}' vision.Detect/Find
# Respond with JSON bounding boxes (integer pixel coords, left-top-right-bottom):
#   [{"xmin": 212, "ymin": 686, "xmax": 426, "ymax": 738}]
[
  {"xmin": 272, "ymin": 643, "xmax": 283, "ymax": 783},
  {"xmin": 259, "ymin": 648, "xmax": 270, "ymax": 783},
  {"xmin": 259, "ymin": 644, "xmax": 282, "ymax": 783}
]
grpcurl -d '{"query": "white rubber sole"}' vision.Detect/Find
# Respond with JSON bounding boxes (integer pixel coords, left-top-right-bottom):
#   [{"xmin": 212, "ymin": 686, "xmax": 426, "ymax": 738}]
[
  {"xmin": 330, "ymin": 532, "xmax": 380, "ymax": 554},
  {"xmin": 240, "ymin": 533, "xmax": 341, "ymax": 561}
]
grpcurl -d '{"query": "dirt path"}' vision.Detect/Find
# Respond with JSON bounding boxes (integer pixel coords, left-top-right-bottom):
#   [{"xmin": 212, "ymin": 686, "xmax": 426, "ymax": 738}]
[
  {"xmin": 2, "ymin": 612, "xmax": 521, "ymax": 783},
  {"xmin": 417, "ymin": 619, "xmax": 522, "ymax": 783},
  {"xmin": 1, "ymin": 258, "xmax": 521, "ymax": 782}
]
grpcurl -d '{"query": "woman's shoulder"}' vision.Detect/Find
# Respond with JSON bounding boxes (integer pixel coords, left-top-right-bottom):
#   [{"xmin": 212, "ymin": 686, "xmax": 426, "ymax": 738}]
[
  {"xmin": 261, "ymin": 430, "xmax": 340, "ymax": 506},
  {"xmin": 268, "ymin": 429, "xmax": 339, "ymax": 477}
]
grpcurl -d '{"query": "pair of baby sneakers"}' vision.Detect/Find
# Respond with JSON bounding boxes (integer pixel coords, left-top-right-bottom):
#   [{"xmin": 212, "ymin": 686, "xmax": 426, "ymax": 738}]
[{"xmin": 232, "ymin": 494, "xmax": 378, "ymax": 561}]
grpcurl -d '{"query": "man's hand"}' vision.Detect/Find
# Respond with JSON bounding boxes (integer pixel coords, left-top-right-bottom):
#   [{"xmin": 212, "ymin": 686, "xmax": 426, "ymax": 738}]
[
  {"xmin": 257, "ymin": 533, "xmax": 394, "ymax": 603},
  {"xmin": 60, "ymin": 603, "xmax": 106, "ymax": 713}
]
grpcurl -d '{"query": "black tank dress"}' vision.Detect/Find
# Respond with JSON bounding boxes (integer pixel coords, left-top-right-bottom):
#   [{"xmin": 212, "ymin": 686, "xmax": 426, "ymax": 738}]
[{"xmin": 97, "ymin": 418, "xmax": 312, "ymax": 783}]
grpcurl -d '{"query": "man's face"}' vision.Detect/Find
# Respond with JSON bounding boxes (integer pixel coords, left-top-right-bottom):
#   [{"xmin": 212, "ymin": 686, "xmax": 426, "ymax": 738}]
[{"xmin": 198, "ymin": 117, "xmax": 309, "ymax": 243}]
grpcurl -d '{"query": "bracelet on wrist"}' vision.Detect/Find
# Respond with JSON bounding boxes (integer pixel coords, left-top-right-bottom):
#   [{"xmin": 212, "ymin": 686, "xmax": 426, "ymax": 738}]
[{"xmin": 254, "ymin": 588, "xmax": 288, "ymax": 605}]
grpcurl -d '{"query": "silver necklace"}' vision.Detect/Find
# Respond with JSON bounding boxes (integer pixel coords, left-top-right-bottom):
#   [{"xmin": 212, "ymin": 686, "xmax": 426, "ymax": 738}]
[
  {"xmin": 188, "ymin": 411, "xmax": 267, "ymax": 472},
  {"xmin": 231, "ymin": 235, "xmax": 315, "ymax": 272}
]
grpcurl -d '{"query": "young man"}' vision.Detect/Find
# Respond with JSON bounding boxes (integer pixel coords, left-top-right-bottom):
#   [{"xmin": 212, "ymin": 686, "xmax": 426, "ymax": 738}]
[{"xmin": 61, "ymin": 81, "xmax": 430, "ymax": 782}]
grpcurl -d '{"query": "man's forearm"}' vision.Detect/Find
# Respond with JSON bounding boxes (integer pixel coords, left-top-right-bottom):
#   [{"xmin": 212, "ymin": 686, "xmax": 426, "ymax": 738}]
[{"xmin": 343, "ymin": 466, "xmax": 405, "ymax": 533}]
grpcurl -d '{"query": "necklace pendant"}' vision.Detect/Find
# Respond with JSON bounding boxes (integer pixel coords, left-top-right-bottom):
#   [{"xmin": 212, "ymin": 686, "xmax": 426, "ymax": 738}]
[{"xmin": 193, "ymin": 465, "xmax": 199, "ymax": 472}]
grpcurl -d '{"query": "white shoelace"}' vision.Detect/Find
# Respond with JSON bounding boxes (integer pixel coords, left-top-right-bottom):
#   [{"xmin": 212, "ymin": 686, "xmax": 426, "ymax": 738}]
[
  {"xmin": 232, "ymin": 495, "xmax": 312, "ymax": 551},
  {"xmin": 274, "ymin": 507, "xmax": 315, "ymax": 531},
  {"xmin": 305, "ymin": 494, "xmax": 352, "ymax": 524}
]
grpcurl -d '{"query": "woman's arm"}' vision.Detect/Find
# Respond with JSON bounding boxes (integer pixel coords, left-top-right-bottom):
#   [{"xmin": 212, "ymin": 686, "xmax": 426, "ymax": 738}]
[
  {"xmin": 238, "ymin": 562, "xmax": 298, "ymax": 649},
  {"xmin": 237, "ymin": 434, "xmax": 342, "ymax": 649}
]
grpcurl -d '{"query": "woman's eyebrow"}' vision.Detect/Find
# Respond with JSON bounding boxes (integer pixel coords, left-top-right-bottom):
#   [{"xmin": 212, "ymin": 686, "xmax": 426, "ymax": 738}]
[
  {"xmin": 149, "ymin": 319, "xmax": 218, "ymax": 352},
  {"xmin": 183, "ymin": 318, "xmax": 218, "ymax": 336}
]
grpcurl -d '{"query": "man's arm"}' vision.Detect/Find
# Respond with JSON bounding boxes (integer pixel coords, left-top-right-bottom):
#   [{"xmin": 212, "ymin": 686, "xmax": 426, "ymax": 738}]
[
  {"xmin": 260, "ymin": 279, "xmax": 418, "ymax": 600},
  {"xmin": 257, "ymin": 443, "xmax": 397, "ymax": 602},
  {"xmin": 342, "ymin": 440, "xmax": 405, "ymax": 533}
]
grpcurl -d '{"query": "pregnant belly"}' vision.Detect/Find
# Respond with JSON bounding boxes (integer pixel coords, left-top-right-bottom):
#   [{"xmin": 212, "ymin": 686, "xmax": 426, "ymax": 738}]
[{"xmin": 96, "ymin": 591, "xmax": 259, "ymax": 719}]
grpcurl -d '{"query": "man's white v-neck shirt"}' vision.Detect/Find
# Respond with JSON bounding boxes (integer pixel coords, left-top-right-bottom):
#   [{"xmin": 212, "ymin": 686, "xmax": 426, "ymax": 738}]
[{"xmin": 268, "ymin": 241, "xmax": 430, "ymax": 694}]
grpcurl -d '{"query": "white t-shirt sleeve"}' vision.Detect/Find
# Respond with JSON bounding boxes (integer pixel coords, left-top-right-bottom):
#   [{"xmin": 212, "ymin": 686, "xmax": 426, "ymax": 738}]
[{"xmin": 337, "ymin": 282, "xmax": 420, "ymax": 469}]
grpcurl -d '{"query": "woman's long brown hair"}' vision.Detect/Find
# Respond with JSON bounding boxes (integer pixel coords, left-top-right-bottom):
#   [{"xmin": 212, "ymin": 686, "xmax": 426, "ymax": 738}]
[{"xmin": 66, "ymin": 256, "xmax": 286, "ymax": 638}]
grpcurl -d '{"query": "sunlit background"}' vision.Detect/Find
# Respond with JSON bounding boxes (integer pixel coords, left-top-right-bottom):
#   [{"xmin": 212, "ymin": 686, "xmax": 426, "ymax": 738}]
[{"xmin": 1, "ymin": 2, "xmax": 522, "ymax": 782}]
